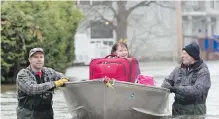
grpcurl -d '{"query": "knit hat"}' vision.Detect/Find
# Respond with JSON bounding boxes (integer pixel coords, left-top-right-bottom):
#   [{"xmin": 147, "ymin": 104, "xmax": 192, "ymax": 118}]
[{"xmin": 182, "ymin": 42, "xmax": 200, "ymax": 60}]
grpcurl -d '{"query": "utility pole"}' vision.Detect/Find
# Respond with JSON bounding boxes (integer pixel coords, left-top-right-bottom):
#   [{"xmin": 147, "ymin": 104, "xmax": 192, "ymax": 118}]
[{"xmin": 176, "ymin": 1, "xmax": 183, "ymax": 63}]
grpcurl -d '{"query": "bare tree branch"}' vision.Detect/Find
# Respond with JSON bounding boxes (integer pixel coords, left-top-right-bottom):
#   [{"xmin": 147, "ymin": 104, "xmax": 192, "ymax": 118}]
[
  {"xmin": 106, "ymin": 5, "xmax": 118, "ymax": 19},
  {"xmin": 92, "ymin": 7, "xmax": 117, "ymax": 29},
  {"xmin": 103, "ymin": 6, "xmax": 118, "ymax": 27},
  {"xmin": 128, "ymin": 1, "xmax": 155, "ymax": 14},
  {"xmin": 154, "ymin": 1, "xmax": 175, "ymax": 10}
]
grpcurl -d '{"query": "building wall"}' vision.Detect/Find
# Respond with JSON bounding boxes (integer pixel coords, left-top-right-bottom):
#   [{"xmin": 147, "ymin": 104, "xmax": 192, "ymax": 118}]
[{"xmin": 76, "ymin": 1, "xmax": 218, "ymax": 61}]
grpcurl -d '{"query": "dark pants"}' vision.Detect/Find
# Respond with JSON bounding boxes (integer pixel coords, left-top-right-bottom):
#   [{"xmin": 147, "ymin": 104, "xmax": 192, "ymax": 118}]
[
  {"xmin": 17, "ymin": 106, "xmax": 54, "ymax": 119},
  {"xmin": 172, "ymin": 102, "xmax": 206, "ymax": 116}
]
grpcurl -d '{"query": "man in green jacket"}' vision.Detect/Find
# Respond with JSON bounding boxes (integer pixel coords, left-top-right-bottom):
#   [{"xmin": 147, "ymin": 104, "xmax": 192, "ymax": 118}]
[
  {"xmin": 16, "ymin": 48, "xmax": 69, "ymax": 119},
  {"xmin": 161, "ymin": 42, "xmax": 211, "ymax": 116}
]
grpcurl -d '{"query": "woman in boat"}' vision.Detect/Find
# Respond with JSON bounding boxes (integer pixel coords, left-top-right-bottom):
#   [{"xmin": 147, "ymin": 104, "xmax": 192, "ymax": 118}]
[{"xmin": 110, "ymin": 40, "xmax": 141, "ymax": 80}]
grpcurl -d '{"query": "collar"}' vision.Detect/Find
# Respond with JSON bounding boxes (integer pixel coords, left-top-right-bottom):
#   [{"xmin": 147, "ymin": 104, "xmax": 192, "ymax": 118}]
[
  {"xmin": 181, "ymin": 59, "xmax": 203, "ymax": 70},
  {"xmin": 27, "ymin": 65, "xmax": 43, "ymax": 78}
]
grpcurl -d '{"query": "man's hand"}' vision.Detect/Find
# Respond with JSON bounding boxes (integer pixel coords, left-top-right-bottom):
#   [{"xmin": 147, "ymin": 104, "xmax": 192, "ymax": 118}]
[
  {"xmin": 168, "ymin": 86, "xmax": 177, "ymax": 93},
  {"xmin": 55, "ymin": 78, "xmax": 69, "ymax": 87}
]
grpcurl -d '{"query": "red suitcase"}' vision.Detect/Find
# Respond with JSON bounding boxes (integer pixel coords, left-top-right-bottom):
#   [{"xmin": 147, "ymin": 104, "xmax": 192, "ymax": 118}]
[{"xmin": 89, "ymin": 54, "xmax": 139, "ymax": 82}]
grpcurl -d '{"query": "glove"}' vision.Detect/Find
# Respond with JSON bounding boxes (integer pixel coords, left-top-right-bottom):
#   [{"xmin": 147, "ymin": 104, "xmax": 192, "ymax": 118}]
[
  {"xmin": 55, "ymin": 78, "xmax": 69, "ymax": 87},
  {"xmin": 169, "ymin": 86, "xmax": 177, "ymax": 93}
]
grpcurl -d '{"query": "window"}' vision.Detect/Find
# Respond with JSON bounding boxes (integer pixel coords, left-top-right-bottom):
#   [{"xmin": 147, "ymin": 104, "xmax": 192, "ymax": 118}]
[
  {"xmin": 93, "ymin": 1, "xmax": 112, "ymax": 6},
  {"xmin": 78, "ymin": 0, "xmax": 90, "ymax": 5},
  {"xmin": 77, "ymin": 0, "xmax": 112, "ymax": 6},
  {"xmin": 103, "ymin": 41, "xmax": 114, "ymax": 46},
  {"xmin": 90, "ymin": 21, "xmax": 113, "ymax": 39}
]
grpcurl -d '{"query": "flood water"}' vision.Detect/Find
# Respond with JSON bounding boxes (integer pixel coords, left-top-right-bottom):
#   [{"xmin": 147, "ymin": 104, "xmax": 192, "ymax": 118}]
[{"xmin": 1, "ymin": 61, "xmax": 219, "ymax": 119}]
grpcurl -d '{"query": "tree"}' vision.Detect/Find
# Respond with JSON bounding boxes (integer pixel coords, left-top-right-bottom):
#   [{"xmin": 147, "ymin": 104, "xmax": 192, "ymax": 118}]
[
  {"xmin": 1, "ymin": 1, "xmax": 83, "ymax": 83},
  {"xmin": 77, "ymin": 1, "xmax": 175, "ymax": 41}
]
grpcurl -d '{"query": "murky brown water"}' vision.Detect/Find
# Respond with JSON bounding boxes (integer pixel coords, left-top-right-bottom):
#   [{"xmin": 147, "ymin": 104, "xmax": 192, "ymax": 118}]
[{"xmin": 1, "ymin": 61, "xmax": 219, "ymax": 119}]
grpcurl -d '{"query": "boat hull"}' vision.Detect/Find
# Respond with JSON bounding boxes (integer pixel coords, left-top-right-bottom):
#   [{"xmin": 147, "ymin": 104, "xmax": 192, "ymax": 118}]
[{"xmin": 61, "ymin": 79, "xmax": 170, "ymax": 119}]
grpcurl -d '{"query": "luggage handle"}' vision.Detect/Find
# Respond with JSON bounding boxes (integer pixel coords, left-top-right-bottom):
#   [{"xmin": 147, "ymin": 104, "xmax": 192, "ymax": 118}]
[{"xmin": 105, "ymin": 54, "xmax": 120, "ymax": 58}]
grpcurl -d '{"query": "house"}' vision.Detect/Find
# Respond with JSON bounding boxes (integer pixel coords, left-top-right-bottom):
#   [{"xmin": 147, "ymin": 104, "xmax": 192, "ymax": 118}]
[{"xmin": 74, "ymin": 1, "xmax": 219, "ymax": 64}]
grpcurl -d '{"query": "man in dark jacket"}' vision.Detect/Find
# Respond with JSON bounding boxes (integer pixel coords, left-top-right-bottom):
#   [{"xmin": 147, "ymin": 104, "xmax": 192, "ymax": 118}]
[
  {"xmin": 16, "ymin": 48, "xmax": 69, "ymax": 119},
  {"xmin": 161, "ymin": 42, "xmax": 211, "ymax": 116}
]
